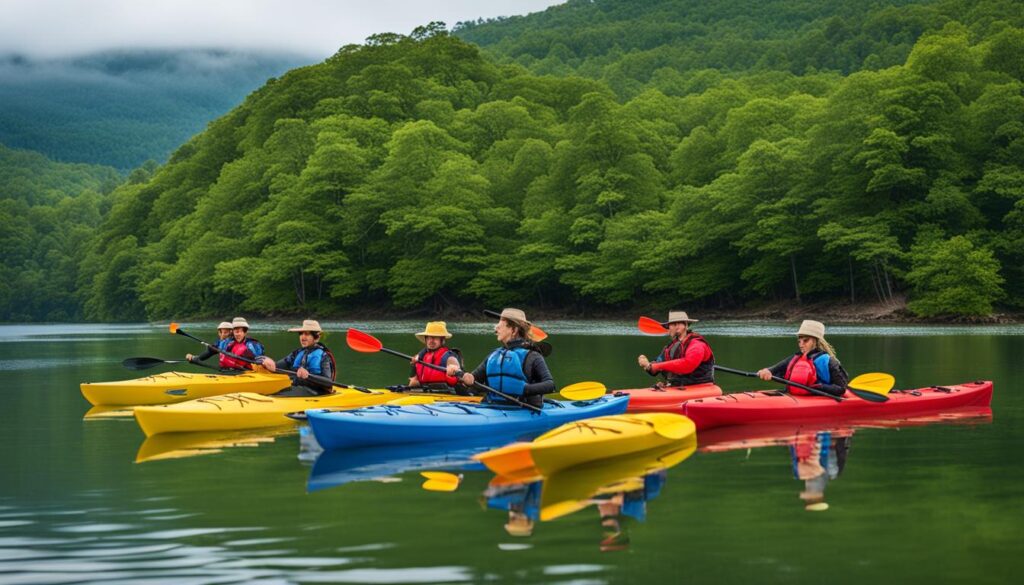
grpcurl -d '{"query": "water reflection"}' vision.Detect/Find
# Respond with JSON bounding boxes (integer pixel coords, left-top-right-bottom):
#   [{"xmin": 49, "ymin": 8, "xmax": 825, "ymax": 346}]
[
  {"xmin": 135, "ymin": 428, "xmax": 297, "ymax": 463},
  {"xmin": 699, "ymin": 406, "xmax": 993, "ymax": 511},
  {"xmin": 482, "ymin": 437, "xmax": 696, "ymax": 550}
]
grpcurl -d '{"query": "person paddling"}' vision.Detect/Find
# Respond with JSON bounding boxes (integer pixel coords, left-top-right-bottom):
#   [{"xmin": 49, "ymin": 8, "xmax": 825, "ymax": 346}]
[
  {"xmin": 186, "ymin": 321, "xmax": 236, "ymax": 370},
  {"xmin": 637, "ymin": 311, "xmax": 715, "ymax": 387},
  {"xmin": 756, "ymin": 320, "xmax": 849, "ymax": 397},
  {"xmin": 259, "ymin": 319, "xmax": 336, "ymax": 396},
  {"xmin": 408, "ymin": 321, "xmax": 464, "ymax": 393},
  {"xmin": 447, "ymin": 308, "xmax": 555, "ymax": 408},
  {"xmin": 220, "ymin": 317, "xmax": 266, "ymax": 371}
]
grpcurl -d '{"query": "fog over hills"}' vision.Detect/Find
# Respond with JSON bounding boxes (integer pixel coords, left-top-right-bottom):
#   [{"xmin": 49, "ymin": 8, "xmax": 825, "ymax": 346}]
[{"xmin": 0, "ymin": 48, "xmax": 312, "ymax": 170}]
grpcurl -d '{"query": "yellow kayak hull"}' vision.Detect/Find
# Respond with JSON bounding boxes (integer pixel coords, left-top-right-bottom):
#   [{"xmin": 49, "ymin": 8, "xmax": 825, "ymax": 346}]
[
  {"xmin": 475, "ymin": 413, "xmax": 696, "ymax": 479},
  {"xmin": 80, "ymin": 371, "xmax": 292, "ymax": 406},
  {"xmin": 133, "ymin": 390, "xmax": 480, "ymax": 436}
]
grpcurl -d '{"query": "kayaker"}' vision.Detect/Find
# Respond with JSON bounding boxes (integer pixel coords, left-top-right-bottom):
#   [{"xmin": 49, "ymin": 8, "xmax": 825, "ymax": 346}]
[
  {"xmin": 185, "ymin": 321, "xmax": 236, "ymax": 369},
  {"xmin": 258, "ymin": 319, "xmax": 336, "ymax": 396},
  {"xmin": 408, "ymin": 321, "xmax": 464, "ymax": 392},
  {"xmin": 220, "ymin": 317, "xmax": 266, "ymax": 370},
  {"xmin": 757, "ymin": 320, "xmax": 849, "ymax": 397},
  {"xmin": 637, "ymin": 311, "xmax": 715, "ymax": 387},
  {"xmin": 448, "ymin": 308, "xmax": 555, "ymax": 408}
]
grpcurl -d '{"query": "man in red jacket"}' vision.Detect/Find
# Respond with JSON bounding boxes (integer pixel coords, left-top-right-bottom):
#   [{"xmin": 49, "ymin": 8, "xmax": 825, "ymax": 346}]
[{"xmin": 637, "ymin": 311, "xmax": 715, "ymax": 387}]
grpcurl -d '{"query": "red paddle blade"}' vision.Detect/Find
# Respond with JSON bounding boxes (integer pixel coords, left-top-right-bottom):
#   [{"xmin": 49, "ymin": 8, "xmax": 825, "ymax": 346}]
[
  {"xmin": 169, "ymin": 322, "xmax": 180, "ymax": 334},
  {"xmin": 346, "ymin": 328, "xmax": 383, "ymax": 353},
  {"xmin": 531, "ymin": 324, "xmax": 548, "ymax": 342},
  {"xmin": 638, "ymin": 316, "xmax": 668, "ymax": 335}
]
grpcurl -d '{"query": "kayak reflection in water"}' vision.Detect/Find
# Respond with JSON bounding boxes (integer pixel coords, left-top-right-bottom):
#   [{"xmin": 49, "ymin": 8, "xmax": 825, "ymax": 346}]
[
  {"xmin": 448, "ymin": 308, "xmax": 555, "ymax": 408},
  {"xmin": 757, "ymin": 320, "xmax": 849, "ymax": 397},
  {"xmin": 792, "ymin": 431, "xmax": 850, "ymax": 512},
  {"xmin": 259, "ymin": 320, "xmax": 337, "ymax": 397},
  {"xmin": 482, "ymin": 470, "xmax": 668, "ymax": 550}
]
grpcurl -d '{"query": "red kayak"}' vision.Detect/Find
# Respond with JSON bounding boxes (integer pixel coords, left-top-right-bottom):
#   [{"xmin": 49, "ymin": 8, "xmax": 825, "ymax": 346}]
[
  {"xmin": 613, "ymin": 383, "xmax": 723, "ymax": 412},
  {"xmin": 684, "ymin": 380, "xmax": 993, "ymax": 431}
]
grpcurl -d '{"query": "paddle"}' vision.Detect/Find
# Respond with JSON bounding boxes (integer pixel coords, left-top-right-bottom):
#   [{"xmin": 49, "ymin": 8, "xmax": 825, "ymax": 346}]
[
  {"xmin": 713, "ymin": 365, "xmax": 891, "ymax": 402},
  {"xmin": 122, "ymin": 356, "xmax": 220, "ymax": 372},
  {"xmin": 169, "ymin": 323, "xmax": 373, "ymax": 393},
  {"xmin": 483, "ymin": 309, "xmax": 548, "ymax": 342},
  {"xmin": 420, "ymin": 471, "xmax": 462, "ymax": 492},
  {"xmin": 638, "ymin": 316, "xmax": 669, "ymax": 335}
]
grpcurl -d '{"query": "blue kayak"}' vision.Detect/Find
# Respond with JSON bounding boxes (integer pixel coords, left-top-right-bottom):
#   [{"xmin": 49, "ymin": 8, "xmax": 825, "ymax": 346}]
[{"xmin": 306, "ymin": 395, "xmax": 630, "ymax": 450}]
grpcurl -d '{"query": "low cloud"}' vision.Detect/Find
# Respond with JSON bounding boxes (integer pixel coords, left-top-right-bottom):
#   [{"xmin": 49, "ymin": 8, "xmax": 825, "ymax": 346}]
[{"xmin": 1, "ymin": 0, "xmax": 563, "ymax": 59}]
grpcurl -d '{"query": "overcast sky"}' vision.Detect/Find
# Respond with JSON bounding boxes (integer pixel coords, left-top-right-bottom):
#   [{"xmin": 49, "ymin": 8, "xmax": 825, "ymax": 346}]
[{"xmin": 1, "ymin": 0, "xmax": 564, "ymax": 59}]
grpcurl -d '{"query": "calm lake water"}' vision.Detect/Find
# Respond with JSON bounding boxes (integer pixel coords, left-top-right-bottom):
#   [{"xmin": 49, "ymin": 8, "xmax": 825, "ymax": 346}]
[{"xmin": 1, "ymin": 321, "xmax": 1020, "ymax": 584}]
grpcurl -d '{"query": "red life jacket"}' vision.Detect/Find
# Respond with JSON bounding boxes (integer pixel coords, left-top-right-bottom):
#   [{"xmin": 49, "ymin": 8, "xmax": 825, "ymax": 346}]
[
  {"xmin": 415, "ymin": 347, "xmax": 459, "ymax": 386},
  {"xmin": 784, "ymin": 353, "xmax": 817, "ymax": 395},
  {"xmin": 222, "ymin": 338, "xmax": 257, "ymax": 370},
  {"xmin": 659, "ymin": 333, "xmax": 715, "ymax": 385}
]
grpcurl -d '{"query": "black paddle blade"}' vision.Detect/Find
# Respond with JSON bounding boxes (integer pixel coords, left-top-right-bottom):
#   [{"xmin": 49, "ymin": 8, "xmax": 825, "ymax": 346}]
[
  {"xmin": 122, "ymin": 357, "xmax": 177, "ymax": 370},
  {"xmin": 848, "ymin": 387, "xmax": 889, "ymax": 402}
]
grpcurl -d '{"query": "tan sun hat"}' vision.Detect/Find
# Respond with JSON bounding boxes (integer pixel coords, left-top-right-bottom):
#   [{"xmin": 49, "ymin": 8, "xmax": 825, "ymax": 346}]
[
  {"xmin": 288, "ymin": 319, "xmax": 323, "ymax": 333},
  {"xmin": 231, "ymin": 317, "xmax": 250, "ymax": 330},
  {"xmin": 217, "ymin": 321, "xmax": 233, "ymax": 330},
  {"xmin": 503, "ymin": 513, "xmax": 534, "ymax": 537},
  {"xmin": 796, "ymin": 319, "xmax": 826, "ymax": 340},
  {"xmin": 498, "ymin": 308, "xmax": 531, "ymax": 329},
  {"xmin": 415, "ymin": 321, "xmax": 452, "ymax": 343},
  {"xmin": 661, "ymin": 311, "xmax": 698, "ymax": 326}
]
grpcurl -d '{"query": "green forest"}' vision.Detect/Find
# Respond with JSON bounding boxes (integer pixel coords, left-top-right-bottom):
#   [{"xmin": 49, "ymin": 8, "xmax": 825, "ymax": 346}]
[{"xmin": 2, "ymin": 0, "xmax": 1023, "ymax": 322}]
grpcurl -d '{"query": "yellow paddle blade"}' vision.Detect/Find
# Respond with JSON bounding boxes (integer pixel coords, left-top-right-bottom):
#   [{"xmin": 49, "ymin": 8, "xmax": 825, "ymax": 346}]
[
  {"xmin": 849, "ymin": 373, "xmax": 895, "ymax": 395},
  {"xmin": 169, "ymin": 322, "xmax": 180, "ymax": 334},
  {"xmin": 421, "ymin": 471, "xmax": 461, "ymax": 492},
  {"xmin": 559, "ymin": 381, "xmax": 607, "ymax": 401},
  {"xmin": 645, "ymin": 413, "xmax": 696, "ymax": 440}
]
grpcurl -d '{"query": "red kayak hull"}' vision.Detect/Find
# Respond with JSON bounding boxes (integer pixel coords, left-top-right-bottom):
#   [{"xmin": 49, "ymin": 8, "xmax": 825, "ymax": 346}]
[
  {"xmin": 684, "ymin": 380, "xmax": 993, "ymax": 431},
  {"xmin": 613, "ymin": 383, "xmax": 723, "ymax": 412}
]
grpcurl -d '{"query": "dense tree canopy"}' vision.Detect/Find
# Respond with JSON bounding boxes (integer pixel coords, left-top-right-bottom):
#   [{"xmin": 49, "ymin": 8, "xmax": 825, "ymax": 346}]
[{"xmin": 4, "ymin": 0, "xmax": 1023, "ymax": 321}]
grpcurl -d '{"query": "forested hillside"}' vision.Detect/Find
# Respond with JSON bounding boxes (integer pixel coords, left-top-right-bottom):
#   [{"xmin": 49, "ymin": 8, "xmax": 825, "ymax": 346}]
[
  {"xmin": 0, "ymin": 49, "xmax": 309, "ymax": 169},
  {"xmin": 5, "ymin": 0, "xmax": 1024, "ymax": 321},
  {"xmin": 0, "ymin": 144, "xmax": 122, "ymax": 320}
]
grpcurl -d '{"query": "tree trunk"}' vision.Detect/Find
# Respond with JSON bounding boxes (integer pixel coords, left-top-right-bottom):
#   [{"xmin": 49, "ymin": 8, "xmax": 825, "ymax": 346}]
[
  {"xmin": 790, "ymin": 254, "xmax": 801, "ymax": 304},
  {"xmin": 848, "ymin": 255, "xmax": 856, "ymax": 303}
]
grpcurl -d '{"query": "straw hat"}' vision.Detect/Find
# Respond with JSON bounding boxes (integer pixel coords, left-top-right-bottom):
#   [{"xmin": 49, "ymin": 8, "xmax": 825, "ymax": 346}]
[
  {"xmin": 504, "ymin": 513, "xmax": 534, "ymax": 537},
  {"xmin": 497, "ymin": 308, "xmax": 531, "ymax": 330},
  {"xmin": 230, "ymin": 317, "xmax": 250, "ymax": 330},
  {"xmin": 796, "ymin": 319, "xmax": 826, "ymax": 340},
  {"xmin": 217, "ymin": 321, "xmax": 233, "ymax": 330},
  {"xmin": 660, "ymin": 311, "xmax": 698, "ymax": 327},
  {"xmin": 287, "ymin": 319, "xmax": 323, "ymax": 333},
  {"xmin": 415, "ymin": 321, "xmax": 452, "ymax": 343}
]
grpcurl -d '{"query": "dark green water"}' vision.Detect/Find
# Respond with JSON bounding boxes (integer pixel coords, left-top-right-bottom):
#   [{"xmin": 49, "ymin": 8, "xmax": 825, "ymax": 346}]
[{"xmin": 1, "ymin": 321, "xmax": 1020, "ymax": 583}]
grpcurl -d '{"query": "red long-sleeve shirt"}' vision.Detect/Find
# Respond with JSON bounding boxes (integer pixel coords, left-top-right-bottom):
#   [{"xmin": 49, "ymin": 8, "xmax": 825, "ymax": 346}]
[{"xmin": 651, "ymin": 335, "xmax": 713, "ymax": 375}]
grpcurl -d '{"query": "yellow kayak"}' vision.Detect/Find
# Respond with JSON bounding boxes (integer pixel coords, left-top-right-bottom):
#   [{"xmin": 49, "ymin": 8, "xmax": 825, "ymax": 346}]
[
  {"xmin": 80, "ymin": 370, "xmax": 292, "ymax": 406},
  {"xmin": 133, "ymin": 390, "xmax": 480, "ymax": 436},
  {"xmin": 475, "ymin": 413, "xmax": 696, "ymax": 479},
  {"xmin": 538, "ymin": 437, "xmax": 697, "ymax": 521}
]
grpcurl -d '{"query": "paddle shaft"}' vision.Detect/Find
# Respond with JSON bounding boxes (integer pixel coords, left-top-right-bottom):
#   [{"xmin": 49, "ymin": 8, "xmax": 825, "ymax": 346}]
[
  {"xmin": 378, "ymin": 346, "xmax": 542, "ymax": 413},
  {"xmin": 123, "ymin": 356, "xmax": 221, "ymax": 372},
  {"xmin": 173, "ymin": 328, "xmax": 372, "ymax": 393},
  {"xmin": 713, "ymin": 364, "xmax": 843, "ymax": 402}
]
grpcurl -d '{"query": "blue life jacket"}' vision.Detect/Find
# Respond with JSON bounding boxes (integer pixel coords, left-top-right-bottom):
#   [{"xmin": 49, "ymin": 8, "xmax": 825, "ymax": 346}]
[
  {"xmin": 291, "ymin": 344, "xmax": 333, "ymax": 377},
  {"xmin": 485, "ymin": 346, "xmax": 530, "ymax": 401},
  {"xmin": 813, "ymin": 352, "xmax": 832, "ymax": 385},
  {"xmin": 216, "ymin": 338, "xmax": 232, "ymax": 351}
]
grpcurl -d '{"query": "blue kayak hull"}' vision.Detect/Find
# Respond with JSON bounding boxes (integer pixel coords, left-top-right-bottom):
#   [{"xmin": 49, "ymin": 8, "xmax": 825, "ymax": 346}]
[{"xmin": 306, "ymin": 395, "xmax": 630, "ymax": 450}]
